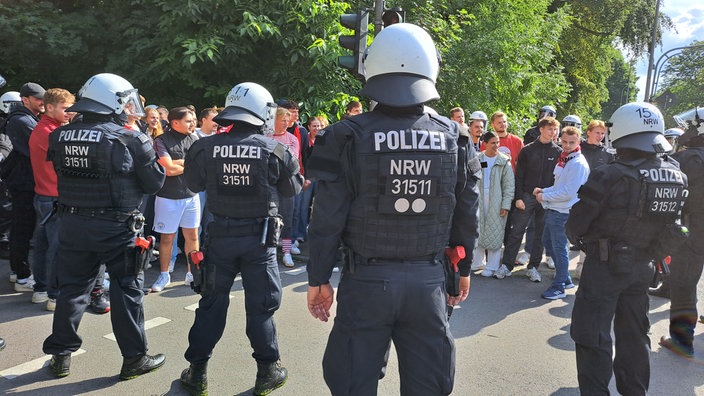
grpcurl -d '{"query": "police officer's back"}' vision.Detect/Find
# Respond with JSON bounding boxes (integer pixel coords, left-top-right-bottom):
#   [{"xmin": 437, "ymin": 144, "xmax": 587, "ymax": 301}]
[
  {"xmin": 42, "ymin": 73, "xmax": 167, "ymax": 380},
  {"xmin": 660, "ymin": 107, "xmax": 704, "ymax": 358},
  {"xmin": 566, "ymin": 102, "xmax": 688, "ymax": 395},
  {"xmin": 180, "ymin": 82, "xmax": 303, "ymax": 396},
  {"xmin": 306, "ymin": 23, "xmax": 479, "ymax": 396}
]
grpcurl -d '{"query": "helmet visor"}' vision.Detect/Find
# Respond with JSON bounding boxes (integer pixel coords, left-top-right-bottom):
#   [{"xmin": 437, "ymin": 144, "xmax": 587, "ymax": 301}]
[
  {"xmin": 119, "ymin": 89, "xmax": 145, "ymax": 117},
  {"xmin": 674, "ymin": 108, "xmax": 702, "ymax": 130}
]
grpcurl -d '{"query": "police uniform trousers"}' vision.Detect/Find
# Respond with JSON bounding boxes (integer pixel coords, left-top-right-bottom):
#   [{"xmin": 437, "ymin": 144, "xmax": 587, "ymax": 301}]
[
  {"xmin": 668, "ymin": 222, "xmax": 704, "ymax": 348},
  {"xmin": 571, "ymin": 252, "xmax": 653, "ymax": 396},
  {"xmin": 9, "ymin": 189, "xmax": 35, "ymax": 279},
  {"xmin": 323, "ymin": 258, "xmax": 454, "ymax": 396},
  {"xmin": 185, "ymin": 220, "xmax": 282, "ymax": 365},
  {"xmin": 43, "ymin": 214, "xmax": 148, "ymax": 358}
]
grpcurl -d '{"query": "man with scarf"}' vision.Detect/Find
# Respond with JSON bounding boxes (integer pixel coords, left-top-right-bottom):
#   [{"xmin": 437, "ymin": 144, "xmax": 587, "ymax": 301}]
[{"xmin": 533, "ymin": 126, "xmax": 590, "ymax": 299}]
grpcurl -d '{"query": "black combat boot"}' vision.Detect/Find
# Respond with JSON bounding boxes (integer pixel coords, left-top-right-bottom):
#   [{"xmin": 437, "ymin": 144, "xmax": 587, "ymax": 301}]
[
  {"xmin": 180, "ymin": 362, "xmax": 208, "ymax": 396},
  {"xmin": 119, "ymin": 353, "xmax": 166, "ymax": 380},
  {"xmin": 253, "ymin": 361, "xmax": 287, "ymax": 395},
  {"xmin": 49, "ymin": 354, "xmax": 71, "ymax": 378}
]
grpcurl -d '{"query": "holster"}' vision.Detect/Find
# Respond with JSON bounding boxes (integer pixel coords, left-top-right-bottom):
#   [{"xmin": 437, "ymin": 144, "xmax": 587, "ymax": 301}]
[
  {"xmin": 342, "ymin": 247, "xmax": 356, "ymax": 275},
  {"xmin": 443, "ymin": 246, "xmax": 464, "ymax": 298},
  {"xmin": 188, "ymin": 250, "xmax": 206, "ymax": 294},
  {"xmin": 127, "ymin": 234, "xmax": 155, "ymax": 276},
  {"xmin": 444, "ymin": 255, "xmax": 460, "ymax": 297},
  {"xmin": 264, "ymin": 216, "xmax": 283, "ymax": 248}
]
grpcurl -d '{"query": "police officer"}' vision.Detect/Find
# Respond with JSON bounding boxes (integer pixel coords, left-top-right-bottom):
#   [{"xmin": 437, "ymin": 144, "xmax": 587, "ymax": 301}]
[
  {"xmin": 524, "ymin": 105, "xmax": 557, "ymax": 145},
  {"xmin": 659, "ymin": 107, "xmax": 704, "ymax": 358},
  {"xmin": 42, "ymin": 73, "xmax": 167, "ymax": 380},
  {"xmin": 306, "ymin": 23, "xmax": 479, "ymax": 395},
  {"xmin": 180, "ymin": 82, "xmax": 303, "ymax": 396},
  {"xmin": 566, "ymin": 102, "xmax": 688, "ymax": 395}
]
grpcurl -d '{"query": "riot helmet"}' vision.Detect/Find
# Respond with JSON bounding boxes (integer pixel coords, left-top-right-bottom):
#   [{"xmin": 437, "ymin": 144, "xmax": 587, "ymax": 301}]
[
  {"xmin": 0, "ymin": 91, "xmax": 21, "ymax": 114},
  {"xmin": 561, "ymin": 114, "xmax": 582, "ymax": 130},
  {"xmin": 213, "ymin": 82, "xmax": 277, "ymax": 133},
  {"xmin": 674, "ymin": 107, "xmax": 704, "ymax": 146},
  {"xmin": 68, "ymin": 73, "xmax": 144, "ymax": 117},
  {"xmin": 538, "ymin": 105, "xmax": 557, "ymax": 121},
  {"xmin": 360, "ymin": 23, "xmax": 441, "ymax": 107},
  {"xmin": 607, "ymin": 101, "xmax": 670, "ymax": 153},
  {"xmin": 469, "ymin": 110, "xmax": 488, "ymax": 127}
]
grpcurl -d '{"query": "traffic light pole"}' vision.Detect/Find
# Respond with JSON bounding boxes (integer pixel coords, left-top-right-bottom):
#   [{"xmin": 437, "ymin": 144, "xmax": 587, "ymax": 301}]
[{"xmin": 374, "ymin": 0, "xmax": 385, "ymax": 35}]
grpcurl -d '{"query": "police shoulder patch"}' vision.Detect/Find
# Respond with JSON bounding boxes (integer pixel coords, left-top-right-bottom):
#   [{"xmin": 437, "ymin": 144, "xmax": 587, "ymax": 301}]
[{"xmin": 137, "ymin": 133, "xmax": 151, "ymax": 144}]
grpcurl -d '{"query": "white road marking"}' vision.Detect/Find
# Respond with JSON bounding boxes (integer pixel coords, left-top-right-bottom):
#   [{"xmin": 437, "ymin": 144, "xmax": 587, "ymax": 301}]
[
  {"xmin": 0, "ymin": 349, "xmax": 86, "ymax": 380},
  {"xmin": 103, "ymin": 317, "xmax": 171, "ymax": 341},
  {"xmin": 283, "ymin": 266, "xmax": 307, "ymax": 275}
]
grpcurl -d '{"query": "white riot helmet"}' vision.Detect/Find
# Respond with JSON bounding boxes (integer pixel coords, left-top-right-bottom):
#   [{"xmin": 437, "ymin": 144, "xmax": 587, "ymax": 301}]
[
  {"xmin": 360, "ymin": 23, "xmax": 441, "ymax": 107},
  {"xmin": 214, "ymin": 82, "xmax": 277, "ymax": 132},
  {"xmin": 469, "ymin": 110, "xmax": 488, "ymax": 126},
  {"xmin": 608, "ymin": 101, "xmax": 670, "ymax": 153},
  {"xmin": 562, "ymin": 114, "xmax": 582, "ymax": 130},
  {"xmin": 68, "ymin": 73, "xmax": 144, "ymax": 116},
  {"xmin": 538, "ymin": 105, "xmax": 557, "ymax": 121},
  {"xmin": 0, "ymin": 91, "xmax": 21, "ymax": 114}
]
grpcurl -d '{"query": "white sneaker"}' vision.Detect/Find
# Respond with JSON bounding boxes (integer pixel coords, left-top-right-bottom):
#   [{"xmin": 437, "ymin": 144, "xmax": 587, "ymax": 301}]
[
  {"xmin": 470, "ymin": 261, "xmax": 486, "ymax": 271},
  {"xmin": 546, "ymin": 257, "xmax": 555, "ymax": 269},
  {"xmin": 32, "ymin": 291, "xmax": 49, "ymax": 303},
  {"xmin": 293, "ymin": 240, "xmax": 300, "ymax": 248},
  {"xmin": 282, "ymin": 253, "xmax": 295, "ymax": 268},
  {"xmin": 493, "ymin": 264, "xmax": 512, "ymax": 279},
  {"xmin": 526, "ymin": 267, "xmax": 542, "ymax": 282},
  {"xmin": 151, "ymin": 273, "xmax": 171, "ymax": 292},
  {"xmin": 14, "ymin": 277, "xmax": 35, "ymax": 292},
  {"xmin": 480, "ymin": 269, "xmax": 494, "ymax": 277},
  {"xmin": 516, "ymin": 252, "xmax": 530, "ymax": 265},
  {"xmin": 9, "ymin": 272, "xmax": 17, "ymax": 283},
  {"xmin": 290, "ymin": 245, "xmax": 301, "ymax": 255},
  {"xmin": 46, "ymin": 298, "xmax": 56, "ymax": 312},
  {"xmin": 184, "ymin": 272, "xmax": 194, "ymax": 285}
]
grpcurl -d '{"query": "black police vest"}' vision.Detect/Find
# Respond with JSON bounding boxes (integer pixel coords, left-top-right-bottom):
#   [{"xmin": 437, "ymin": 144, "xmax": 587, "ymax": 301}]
[
  {"xmin": 52, "ymin": 122, "xmax": 143, "ymax": 209},
  {"xmin": 204, "ymin": 134, "xmax": 280, "ymax": 218},
  {"xmin": 606, "ymin": 158, "xmax": 687, "ymax": 248},
  {"xmin": 342, "ymin": 112, "xmax": 459, "ymax": 259},
  {"xmin": 672, "ymin": 149, "xmax": 704, "ymax": 216},
  {"xmin": 155, "ymin": 130, "xmax": 198, "ymax": 199}
]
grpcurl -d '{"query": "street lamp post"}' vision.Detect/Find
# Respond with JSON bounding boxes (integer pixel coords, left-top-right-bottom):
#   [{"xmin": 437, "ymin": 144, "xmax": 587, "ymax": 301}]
[
  {"xmin": 644, "ymin": 0, "xmax": 661, "ymax": 102},
  {"xmin": 648, "ymin": 44, "xmax": 704, "ymax": 102}
]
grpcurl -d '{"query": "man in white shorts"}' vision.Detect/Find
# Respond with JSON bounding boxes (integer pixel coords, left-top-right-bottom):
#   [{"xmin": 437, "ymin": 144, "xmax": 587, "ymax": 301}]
[{"xmin": 151, "ymin": 107, "xmax": 201, "ymax": 291}]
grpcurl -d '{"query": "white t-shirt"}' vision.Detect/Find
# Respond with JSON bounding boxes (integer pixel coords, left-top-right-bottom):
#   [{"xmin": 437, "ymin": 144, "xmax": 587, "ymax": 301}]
[{"xmin": 482, "ymin": 154, "xmax": 498, "ymax": 189}]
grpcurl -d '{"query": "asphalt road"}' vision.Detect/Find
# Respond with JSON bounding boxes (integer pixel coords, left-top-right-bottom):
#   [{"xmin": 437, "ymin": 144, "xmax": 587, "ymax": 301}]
[{"xmin": 1, "ymin": 246, "xmax": 703, "ymax": 395}]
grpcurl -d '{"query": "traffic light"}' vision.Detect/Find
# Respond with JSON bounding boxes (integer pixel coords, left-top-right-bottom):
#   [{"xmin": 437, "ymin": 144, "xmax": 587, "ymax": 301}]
[
  {"xmin": 338, "ymin": 10, "xmax": 369, "ymax": 80},
  {"xmin": 382, "ymin": 6, "xmax": 404, "ymax": 27}
]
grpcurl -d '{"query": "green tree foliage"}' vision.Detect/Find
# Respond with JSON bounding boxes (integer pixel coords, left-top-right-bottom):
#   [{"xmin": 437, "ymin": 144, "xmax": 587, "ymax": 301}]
[
  {"xmin": 601, "ymin": 49, "xmax": 638, "ymax": 120},
  {"xmin": 654, "ymin": 40, "xmax": 704, "ymax": 127},
  {"xmin": 0, "ymin": 0, "xmax": 671, "ymax": 127}
]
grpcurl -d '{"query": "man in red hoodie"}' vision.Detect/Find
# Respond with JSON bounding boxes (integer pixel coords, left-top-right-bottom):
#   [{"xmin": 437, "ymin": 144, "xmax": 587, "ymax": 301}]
[{"xmin": 29, "ymin": 88, "xmax": 75, "ymax": 311}]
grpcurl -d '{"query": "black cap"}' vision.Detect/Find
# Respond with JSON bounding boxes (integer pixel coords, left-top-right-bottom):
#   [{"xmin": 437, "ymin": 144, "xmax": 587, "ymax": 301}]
[{"xmin": 19, "ymin": 82, "xmax": 45, "ymax": 99}]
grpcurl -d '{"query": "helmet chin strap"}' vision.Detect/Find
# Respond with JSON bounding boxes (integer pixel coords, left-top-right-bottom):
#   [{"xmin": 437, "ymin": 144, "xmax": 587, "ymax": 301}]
[{"xmin": 112, "ymin": 112, "xmax": 128, "ymax": 126}]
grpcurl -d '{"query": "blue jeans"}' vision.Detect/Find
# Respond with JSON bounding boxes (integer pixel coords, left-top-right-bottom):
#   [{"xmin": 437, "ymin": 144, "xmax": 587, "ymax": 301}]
[
  {"xmin": 542, "ymin": 209, "xmax": 571, "ymax": 288},
  {"xmin": 292, "ymin": 181, "xmax": 315, "ymax": 241},
  {"xmin": 32, "ymin": 195, "xmax": 60, "ymax": 298}
]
